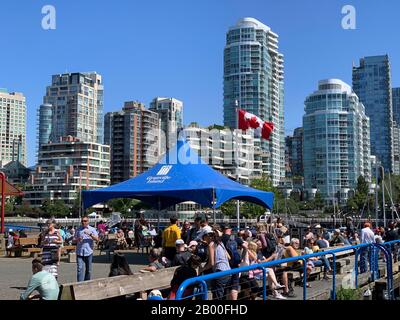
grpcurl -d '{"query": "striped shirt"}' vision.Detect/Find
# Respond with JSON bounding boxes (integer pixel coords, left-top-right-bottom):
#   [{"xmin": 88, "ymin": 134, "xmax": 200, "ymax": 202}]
[{"xmin": 41, "ymin": 231, "xmax": 60, "ymax": 266}]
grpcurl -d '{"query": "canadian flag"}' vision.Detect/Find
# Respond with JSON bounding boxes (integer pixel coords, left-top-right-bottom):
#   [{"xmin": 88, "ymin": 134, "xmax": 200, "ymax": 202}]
[{"xmin": 238, "ymin": 109, "xmax": 274, "ymax": 140}]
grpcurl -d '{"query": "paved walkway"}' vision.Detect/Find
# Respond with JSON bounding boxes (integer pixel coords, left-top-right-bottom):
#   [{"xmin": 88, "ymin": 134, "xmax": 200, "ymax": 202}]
[{"xmin": 0, "ymin": 250, "xmax": 148, "ymax": 300}]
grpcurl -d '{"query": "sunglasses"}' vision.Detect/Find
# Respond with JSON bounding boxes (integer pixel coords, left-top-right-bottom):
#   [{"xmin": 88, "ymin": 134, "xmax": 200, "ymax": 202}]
[{"xmin": 82, "ymin": 220, "xmax": 89, "ymax": 222}]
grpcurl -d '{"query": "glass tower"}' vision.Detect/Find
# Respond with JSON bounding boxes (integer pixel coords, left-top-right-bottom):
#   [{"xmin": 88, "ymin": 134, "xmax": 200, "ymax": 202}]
[
  {"xmin": 285, "ymin": 127, "xmax": 303, "ymax": 177},
  {"xmin": 303, "ymin": 79, "xmax": 371, "ymax": 203},
  {"xmin": 392, "ymin": 88, "xmax": 400, "ymax": 174},
  {"xmin": 352, "ymin": 55, "xmax": 393, "ymax": 172},
  {"xmin": 37, "ymin": 103, "xmax": 53, "ymax": 156},
  {"xmin": 41, "ymin": 72, "xmax": 104, "ymax": 148},
  {"xmin": 223, "ymin": 17, "xmax": 285, "ymax": 185}
]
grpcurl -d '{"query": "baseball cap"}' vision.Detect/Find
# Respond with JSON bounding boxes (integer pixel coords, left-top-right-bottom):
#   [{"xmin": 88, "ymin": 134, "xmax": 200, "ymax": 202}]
[
  {"xmin": 189, "ymin": 240, "xmax": 198, "ymax": 247},
  {"xmin": 175, "ymin": 239, "xmax": 185, "ymax": 246},
  {"xmin": 148, "ymin": 290, "xmax": 163, "ymax": 300}
]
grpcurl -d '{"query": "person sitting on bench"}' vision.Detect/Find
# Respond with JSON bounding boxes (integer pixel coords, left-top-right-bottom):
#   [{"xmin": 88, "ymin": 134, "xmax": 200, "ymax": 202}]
[{"xmin": 20, "ymin": 259, "xmax": 59, "ymax": 300}]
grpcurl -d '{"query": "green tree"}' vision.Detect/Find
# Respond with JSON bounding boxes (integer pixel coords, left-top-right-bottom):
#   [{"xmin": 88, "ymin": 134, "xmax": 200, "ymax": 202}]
[
  {"xmin": 107, "ymin": 198, "xmax": 140, "ymax": 215},
  {"xmin": 313, "ymin": 192, "xmax": 325, "ymax": 210},
  {"xmin": 346, "ymin": 175, "xmax": 373, "ymax": 213},
  {"xmin": 356, "ymin": 176, "xmax": 369, "ymax": 195},
  {"xmin": 4, "ymin": 200, "xmax": 14, "ymax": 217},
  {"xmin": 41, "ymin": 199, "xmax": 70, "ymax": 218},
  {"xmin": 220, "ymin": 200, "xmax": 236, "ymax": 217},
  {"xmin": 236, "ymin": 176, "xmax": 285, "ymax": 218},
  {"xmin": 15, "ymin": 201, "xmax": 33, "ymax": 217}
]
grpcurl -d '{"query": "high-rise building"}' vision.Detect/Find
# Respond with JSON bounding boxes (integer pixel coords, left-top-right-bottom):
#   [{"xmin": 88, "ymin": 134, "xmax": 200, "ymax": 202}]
[
  {"xmin": 303, "ymin": 79, "xmax": 371, "ymax": 203},
  {"xmin": 149, "ymin": 97, "xmax": 183, "ymax": 150},
  {"xmin": 37, "ymin": 103, "xmax": 53, "ymax": 155},
  {"xmin": 183, "ymin": 123, "xmax": 262, "ymax": 184},
  {"xmin": 392, "ymin": 88, "xmax": 400, "ymax": 174},
  {"xmin": 105, "ymin": 101, "xmax": 160, "ymax": 185},
  {"xmin": 25, "ymin": 136, "xmax": 110, "ymax": 206},
  {"xmin": 285, "ymin": 127, "xmax": 303, "ymax": 177},
  {"xmin": 0, "ymin": 89, "xmax": 27, "ymax": 167},
  {"xmin": 352, "ymin": 55, "xmax": 393, "ymax": 172},
  {"xmin": 223, "ymin": 17, "xmax": 285, "ymax": 186},
  {"xmin": 392, "ymin": 88, "xmax": 400, "ymax": 124},
  {"xmin": 40, "ymin": 72, "xmax": 104, "ymax": 149}
]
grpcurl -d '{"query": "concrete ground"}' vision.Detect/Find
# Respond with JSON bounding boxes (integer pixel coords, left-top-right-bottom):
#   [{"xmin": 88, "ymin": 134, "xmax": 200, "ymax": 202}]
[{"xmin": 0, "ymin": 250, "xmax": 149, "ymax": 300}]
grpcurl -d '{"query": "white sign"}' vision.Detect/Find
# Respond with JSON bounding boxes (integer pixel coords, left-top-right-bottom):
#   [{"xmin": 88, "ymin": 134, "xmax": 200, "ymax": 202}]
[{"xmin": 156, "ymin": 165, "xmax": 172, "ymax": 176}]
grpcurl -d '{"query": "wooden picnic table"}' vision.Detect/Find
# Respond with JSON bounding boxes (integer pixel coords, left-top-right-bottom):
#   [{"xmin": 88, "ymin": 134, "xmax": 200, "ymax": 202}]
[{"xmin": 6, "ymin": 237, "xmax": 40, "ymax": 257}]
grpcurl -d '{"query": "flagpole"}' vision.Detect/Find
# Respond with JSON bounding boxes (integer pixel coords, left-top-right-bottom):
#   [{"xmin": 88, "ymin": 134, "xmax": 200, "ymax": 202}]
[{"xmin": 235, "ymin": 100, "xmax": 240, "ymax": 230}]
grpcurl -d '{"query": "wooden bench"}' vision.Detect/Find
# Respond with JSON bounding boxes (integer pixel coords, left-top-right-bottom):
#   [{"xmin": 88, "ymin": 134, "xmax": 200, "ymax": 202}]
[
  {"xmin": 59, "ymin": 266, "xmax": 178, "ymax": 300},
  {"xmin": 61, "ymin": 245, "xmax": 76, "ymax": 255},
  {"xmin": 6, "ymin": 237, "xmax": 40, "ymax": 257},
  {"xmin": 286, "ymin": 250, "xmax": 356, "ymax": 283}
]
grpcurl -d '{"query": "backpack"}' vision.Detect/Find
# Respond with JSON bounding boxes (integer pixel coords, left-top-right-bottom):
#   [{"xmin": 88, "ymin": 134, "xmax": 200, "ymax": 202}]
[
  {"xmin": 262, "ymin": 233, "xmax": 277, "ymax": 258},
  {"xmin": 196, "ymin": 242, "xmax": 209, "ymax": 263},
  {"xmin": 225, "ymin": 235, "xmax": 241, "ymax": 268}
]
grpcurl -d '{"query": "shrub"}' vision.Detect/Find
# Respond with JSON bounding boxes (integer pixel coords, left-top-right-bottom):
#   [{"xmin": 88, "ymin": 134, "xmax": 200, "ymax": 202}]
[{"xmin": 336, "ymin": 287, "xmax": 362, "ymax": 300}]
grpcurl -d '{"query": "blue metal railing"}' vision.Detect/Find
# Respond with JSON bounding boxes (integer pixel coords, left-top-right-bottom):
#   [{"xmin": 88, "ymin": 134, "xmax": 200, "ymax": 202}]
[{"xmin": 175, "ymin": 240, "xmax": 400, "ymax": 300}]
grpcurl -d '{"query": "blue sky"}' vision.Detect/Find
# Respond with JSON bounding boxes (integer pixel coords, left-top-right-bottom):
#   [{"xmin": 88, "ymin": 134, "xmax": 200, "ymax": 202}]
[{"xmin": 1, "ymin": 0, "xmax": 400, "ymax": 166}]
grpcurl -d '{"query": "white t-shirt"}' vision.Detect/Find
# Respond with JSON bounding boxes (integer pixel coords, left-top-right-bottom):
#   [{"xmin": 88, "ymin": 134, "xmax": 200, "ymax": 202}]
[
  {"xmin": 374, "ymin": 235, "xmax": 383, "ymax": 244},
  {"xmin": 361, "ymin": 227, "xmax": 375, "ymax": 244}
]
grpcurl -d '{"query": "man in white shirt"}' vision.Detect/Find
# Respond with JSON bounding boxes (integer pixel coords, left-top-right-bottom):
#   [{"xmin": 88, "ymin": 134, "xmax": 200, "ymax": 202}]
[
  {"xmin": 195, "ymin": 218, "xmax": 212, "ymax": 241},
  {"xmin": 361, "ymin": 223, "xmax": 375, "ymax": 244},
  {"xmin": 360, "ymin": 222, "xmax": 374, "ymax": 273}
]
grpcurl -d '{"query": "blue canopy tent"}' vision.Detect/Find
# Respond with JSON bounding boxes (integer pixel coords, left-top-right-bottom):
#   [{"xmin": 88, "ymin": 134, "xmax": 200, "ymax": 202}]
[{"xmin": 82, "ymin": 139, "xmax": 274, "ymax": 219}]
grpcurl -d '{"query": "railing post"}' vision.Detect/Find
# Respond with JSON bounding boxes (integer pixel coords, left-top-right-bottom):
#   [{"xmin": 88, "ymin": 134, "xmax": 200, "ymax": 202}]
[
  {"xmin": 354, "ymin": 248, "xmax": 360, "ymax": 288},
  {"xmin": 373, "ymin": 243, "xmax": 394, "ymax": 300},
  {"xmin": 262, "ymin": 267, "xmax": 267, "ymax": 301},
  {"xmin": 302, "ymin": 258, "xmax": 307, "ymax": 301},
  {"xmin": 199, "ymin": 280, "xmax": 209, "ymax": 300},
  {"xmin": 331, "ymin": 253, "xmax": 337, "ymax": 300}
]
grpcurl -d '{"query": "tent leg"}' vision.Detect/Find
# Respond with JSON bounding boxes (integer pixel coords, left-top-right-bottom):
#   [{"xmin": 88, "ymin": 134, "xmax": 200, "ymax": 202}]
[
  {"xmin": 236, "ymin": 200, "xmax": 240, "ymax": 231},
  {"xmin": 157, "ymin": 197, "xmax": 161, "ymax": 231}
]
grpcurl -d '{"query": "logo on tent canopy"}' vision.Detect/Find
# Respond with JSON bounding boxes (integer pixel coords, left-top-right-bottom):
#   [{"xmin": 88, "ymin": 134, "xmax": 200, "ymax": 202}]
[{"xmin": 156, "ymin": 165, "xmax": 172, "ymax": 176}]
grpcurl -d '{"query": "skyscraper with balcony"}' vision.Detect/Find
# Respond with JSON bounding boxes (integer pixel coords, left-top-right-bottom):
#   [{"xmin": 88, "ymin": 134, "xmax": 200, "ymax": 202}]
[
  {"xmin": 0, "ymin": 89, "xmax": 27, "ymax": 167},
  {"xmin": 105, "ymin": 101, "xmax": 160, "ymax": 184},
  {"xmin": 223, "ymin": 17, "xmax": 285, "ymax": 186},
  {"xmin": 25, "ymin": 136, "xmax": 110, "ymax": 207},
  {"xmin": 352, "ymin": 55, "xmax": 393, "ymax": 172},
  {"xmin": 39, "ymin": 72, "xmax": 104, "ymax": 150},
  {"xmin": 303, "ymin": 79, "xmax": 371, "ymax": 203},
  {"xmin": 183, "ymin": 123, "xmax": 263, "ymax": 184},
  {"xmin": 149, "ymin": 97, "xmax": 183, "ymax": 151}
]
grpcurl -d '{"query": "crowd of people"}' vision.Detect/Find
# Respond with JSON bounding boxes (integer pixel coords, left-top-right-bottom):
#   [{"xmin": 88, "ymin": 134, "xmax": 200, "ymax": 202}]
[
  {"xmin": 13, "ymin": 214, "xmax": 400, "ymax": 300},
  {"xmin": 134, "ymin": 215, "xmax": 400, "ymax": 300}
]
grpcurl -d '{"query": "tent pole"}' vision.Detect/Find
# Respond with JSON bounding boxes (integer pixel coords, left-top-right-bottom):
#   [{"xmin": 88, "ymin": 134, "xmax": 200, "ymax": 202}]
[
  {"xmin": 79, "ymin": 189, "xmax": 82, "ymax": 219},
  {"xmin": 236, "ymin": 200, "xmax": 240, "ymax": 231},
  {"xmin": 157, "ymin": 197, "xmax": 161, "ymax": 231},
  {"xmin": 212, "ymin": 189, "xmax": 216, "ymax": 225}
]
